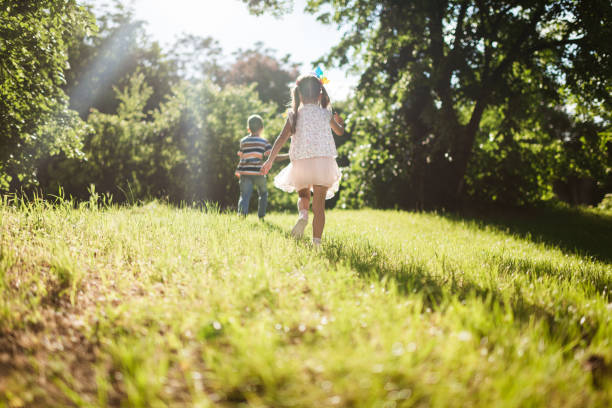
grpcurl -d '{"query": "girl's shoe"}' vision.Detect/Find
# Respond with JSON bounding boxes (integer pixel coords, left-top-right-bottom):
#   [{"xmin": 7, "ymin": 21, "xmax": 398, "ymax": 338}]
[{"xmin": 291, "ymin": 216, "xmax": 308, "ymax": 238}]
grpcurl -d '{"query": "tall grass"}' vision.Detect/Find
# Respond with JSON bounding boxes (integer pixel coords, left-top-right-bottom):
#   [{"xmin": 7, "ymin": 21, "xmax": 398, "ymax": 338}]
[{"xmin": 0, "ymin": 197, "xmax": 610, "ymax": 407}]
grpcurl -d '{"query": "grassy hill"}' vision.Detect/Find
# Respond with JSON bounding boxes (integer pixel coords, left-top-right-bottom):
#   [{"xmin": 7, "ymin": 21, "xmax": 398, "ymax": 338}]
[{"xmin": 1, "ymin": 198, "xmax": 611, "ymax": 407}]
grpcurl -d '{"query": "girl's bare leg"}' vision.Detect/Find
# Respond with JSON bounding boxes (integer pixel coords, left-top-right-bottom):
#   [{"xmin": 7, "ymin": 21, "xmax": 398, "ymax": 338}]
[
  {"xmin": 312, "ymin": 185, "xmax": 328, "ymax": 240},
  {"xmin": 297, "ymin": 188, "xmax": 310, "ymax": 215},
  {"xmin": 292, "ymin": 188, "xmax": 311, "ymax": 238}
]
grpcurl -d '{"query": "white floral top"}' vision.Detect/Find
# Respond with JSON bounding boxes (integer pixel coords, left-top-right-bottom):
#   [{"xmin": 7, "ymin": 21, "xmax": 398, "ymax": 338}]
[{"xmin": 289, "ymin": 104, "xmax": 338, "ymax": 161}]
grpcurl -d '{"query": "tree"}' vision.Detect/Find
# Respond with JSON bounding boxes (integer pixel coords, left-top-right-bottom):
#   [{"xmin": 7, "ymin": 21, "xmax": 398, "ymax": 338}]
[
  {"xmin": 0, "ymin": 0, "xmax": 95, "ymax": 191},
  {"xmin": 241, "ymin": 0, "xmax": 294, "ymax": 16},
  {"xmin": 164, "ymin": 81, "xmax": 282, "ymax": 205},
  {"xmin": 549, "ymin": 108, "xmax": 612, "ymax": 206},
  {"xmin": 223, "ymin": 43, "xmax": 300, "ymax": 111},
  {"xmin": 243, "ymin": 0, "xmax": 612, "ymax": 208},
  {"xmin": 64, "ymin": 1, "xmax": 180, "ymax": 118},
  {"xmin": 38, "ymin": 73, "xmax": 283, "ymax": 206},
  {"xmin": 168, "ymin": 34, "xmax": 225, "ymax": 83}
]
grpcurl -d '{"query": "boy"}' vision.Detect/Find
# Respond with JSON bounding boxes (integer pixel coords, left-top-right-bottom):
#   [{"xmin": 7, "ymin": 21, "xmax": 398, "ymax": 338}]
[{"xmin": 235, "ymin": 115, "xmax": 272, "ymax": 219}]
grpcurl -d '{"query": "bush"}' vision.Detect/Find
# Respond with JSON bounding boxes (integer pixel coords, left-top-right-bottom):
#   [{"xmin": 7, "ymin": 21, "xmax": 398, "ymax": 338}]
[
  {"xmin": 39, "ymin": 74, "xmax": 284, "ymax": 208},
  {"xmin": 597, "ymin": 193, "xmax": 612, "ymax": 211}
]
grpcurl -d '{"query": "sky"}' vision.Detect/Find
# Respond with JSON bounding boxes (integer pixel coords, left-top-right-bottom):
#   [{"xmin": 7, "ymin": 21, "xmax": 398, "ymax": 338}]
[{"xmin": 107, "ymin": 0, "xmax": 356, "ymax": 100}]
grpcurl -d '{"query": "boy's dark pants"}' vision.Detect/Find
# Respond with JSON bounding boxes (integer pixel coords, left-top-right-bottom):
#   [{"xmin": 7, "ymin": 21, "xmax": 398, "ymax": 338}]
[{"xmin": 238, "ymin": 175, "xmax": 268, "ymax": 218}]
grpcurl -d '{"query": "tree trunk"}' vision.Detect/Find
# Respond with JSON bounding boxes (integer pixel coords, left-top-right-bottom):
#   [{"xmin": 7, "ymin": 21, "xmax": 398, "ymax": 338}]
[{"xmin": 447, "ymin": 99, "xmax": 488, "ymax": 207}]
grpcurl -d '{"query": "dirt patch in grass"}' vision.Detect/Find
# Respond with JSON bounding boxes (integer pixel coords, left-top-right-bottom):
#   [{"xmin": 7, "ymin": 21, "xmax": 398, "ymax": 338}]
[
  {"xmin": 0, "ymin": 260, "xmax": 118, "ymax": 407},
  {"xmin": 0, "ymin": 260, "xmax": 213, "ymax": 407}
]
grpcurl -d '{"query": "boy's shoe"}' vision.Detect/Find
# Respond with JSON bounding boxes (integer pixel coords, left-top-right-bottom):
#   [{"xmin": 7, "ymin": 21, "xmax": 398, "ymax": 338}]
[{"xmin": 291, "ymin": 216, "xmax": 308, "ymax": 238}]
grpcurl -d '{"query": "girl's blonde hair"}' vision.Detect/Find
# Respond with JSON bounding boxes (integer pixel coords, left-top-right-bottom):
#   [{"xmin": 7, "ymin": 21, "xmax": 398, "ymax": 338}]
[{"xmin": 289, "ymin": 74, "xmax": 331, "ymax": 134}]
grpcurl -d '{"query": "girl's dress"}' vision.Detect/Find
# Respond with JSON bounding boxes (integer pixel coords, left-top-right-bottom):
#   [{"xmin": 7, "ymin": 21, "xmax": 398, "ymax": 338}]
[{"xmin": 274, "ymin": 104, "xmax": 341, "ymax": 199}]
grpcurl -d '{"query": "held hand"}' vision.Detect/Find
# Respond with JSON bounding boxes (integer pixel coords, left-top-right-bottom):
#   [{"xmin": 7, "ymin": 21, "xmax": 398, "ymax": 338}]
[
  {"xmin": 334, "ymin": 112, "xmax": 345, "ymax": 126},
  {"xmin": 260, "ymin": 160, "xmax": 272, "ymax": 175}
]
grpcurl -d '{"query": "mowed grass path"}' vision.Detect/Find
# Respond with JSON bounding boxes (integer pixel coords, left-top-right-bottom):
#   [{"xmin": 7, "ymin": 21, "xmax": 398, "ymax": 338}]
[{"xmin": 1, "ymin": 200, "xmax": 611, "ymax": 407}]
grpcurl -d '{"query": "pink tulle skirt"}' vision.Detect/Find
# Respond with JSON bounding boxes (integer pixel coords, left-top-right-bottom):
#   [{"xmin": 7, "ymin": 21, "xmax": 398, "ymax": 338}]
[{"xmin": 274, "ymin": 157, "xmax": 341, "ymax": 199}]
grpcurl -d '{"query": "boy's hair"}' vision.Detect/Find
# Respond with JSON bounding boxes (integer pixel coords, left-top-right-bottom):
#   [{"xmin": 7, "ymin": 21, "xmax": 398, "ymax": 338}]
[
  {"xmin": 247, "ymin": 115, "xmax": 264, "ymax": 133},
  {"xmin": 289, "ymin": 74, "xmax": 331, "ymax": 134}
]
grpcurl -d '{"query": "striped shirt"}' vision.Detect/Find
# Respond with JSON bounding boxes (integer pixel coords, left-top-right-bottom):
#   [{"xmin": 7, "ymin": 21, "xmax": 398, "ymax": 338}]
[{"xmin": 235, "ymin": 135, "xmax": 272, "ymax": 176}]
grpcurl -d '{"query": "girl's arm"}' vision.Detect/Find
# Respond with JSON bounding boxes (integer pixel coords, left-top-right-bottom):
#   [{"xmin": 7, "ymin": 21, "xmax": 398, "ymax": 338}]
[
  {"xmin": 261, "ymin": 118, "xmax": 292, "ymax": 175},
  {"xmin": 330, "ymin": 112, "xmax": 345, "ymax": 136}
]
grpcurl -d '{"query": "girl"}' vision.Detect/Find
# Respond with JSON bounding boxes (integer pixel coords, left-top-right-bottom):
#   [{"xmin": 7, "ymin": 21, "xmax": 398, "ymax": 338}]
[{"xmin": 261, "ymin": 73, "xmax": 345, "ymax": 247}]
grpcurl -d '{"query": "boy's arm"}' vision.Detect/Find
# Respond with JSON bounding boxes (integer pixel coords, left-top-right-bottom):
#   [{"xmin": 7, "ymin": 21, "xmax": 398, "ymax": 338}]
[
  {"xmin": 263, "ymin": 141, "xmax": 272, "ymax": 157},
  {"xmin": 261, "ymin": 119, "xmax": 292, "ymax": 175}
]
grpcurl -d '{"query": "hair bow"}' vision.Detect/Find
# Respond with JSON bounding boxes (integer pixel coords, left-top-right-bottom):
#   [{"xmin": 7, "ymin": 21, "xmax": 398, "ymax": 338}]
[{"xmin": 314, "ymin": 66, "xmax": 330, "ymax": 85}]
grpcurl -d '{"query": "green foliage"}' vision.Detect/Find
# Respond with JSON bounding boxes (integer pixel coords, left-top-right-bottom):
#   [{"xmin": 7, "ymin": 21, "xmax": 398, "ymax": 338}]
[
  {"xmin": 64, "ymin": 2, "xmax": 180, "ymax": 117},
  {"xmin": 40, "ymin": 73, "xmax": 284, "ymax": 207},
  {"xmin": 249, "ymin": 0, "xmax": 612, "ymax": 208},
  {"xmin": 557, "ymin": 124, "xmax": 610, "ymax": 182},
  {"xmin": 464, "ymin": 107, "xmax": 554, "ymax": 205},
  {"xmin": 171, "ymin": 37, "xmax": 300, "ymax": 112},
  {"xmin": 223, "ymin": 43, "xmax": 300, "ymax": 112},
  {"xmin": 240, "ymin": 0, "xmax": 294, "ymax": 16},
  {"xmin": 0, "ymin": 0, "xmax": 95, "ymax": 191},
  {"xmin": 336, "ymin": 99, "xmax": 410, "ymax": 209},
  {"xmin": 2, "ymin": 1, "xmax": 302, "ymax": 209},
  {"xmin": 1, "ymin": 202, "xmax": 611, "ymax": 405},
  {"xmin": 598, "ymin": 193, "xmax": 612, "ymax": 212},
  {"xmin": 4, "ymin": 0, "xmax": 610, "ymax": 209},
  {"xmin": 0, "ymin": 96, "xmax": 90, "ymax": 192},
  {"xmin": 155, "ymin": 80, "xmax": 282, "ymax": 206},
  {"xmin": 168, "ymin": 33, "xmax": 225, "ymax": 82}
]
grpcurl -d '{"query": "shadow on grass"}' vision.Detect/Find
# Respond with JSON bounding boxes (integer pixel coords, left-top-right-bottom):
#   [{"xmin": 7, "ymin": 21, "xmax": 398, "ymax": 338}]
[
  {"xmin": 485, "ymin": 252, "xmax": 612, "ymax": 297},
  {"xmin": 256, "ymin": 219, "xmax": 606, "ymax": 348},
  {"xmin": 442, "ymin": 205, "xmax": 612, "ymax": 264},
  {"xmin": 322, "ymin": 233, "xmax": 607, "ymax": 347},
  {"xmin": 258, "ymin": 218, "xmax": 451, "ymax": 302}
]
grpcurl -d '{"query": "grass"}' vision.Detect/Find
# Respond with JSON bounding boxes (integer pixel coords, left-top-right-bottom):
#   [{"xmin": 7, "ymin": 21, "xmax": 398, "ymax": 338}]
[{"xmin": 0, "ymin": 196, "xmax": 611, "ymax": 407}]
